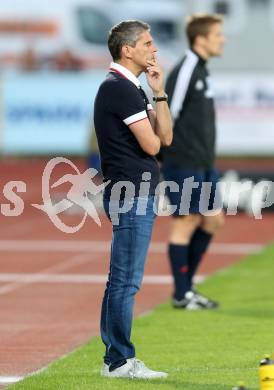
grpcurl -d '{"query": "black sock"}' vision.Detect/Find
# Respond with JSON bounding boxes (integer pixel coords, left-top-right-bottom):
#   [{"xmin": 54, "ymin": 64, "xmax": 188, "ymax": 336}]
[
  {"xmin": 168, "ymin": 243, "xmax": 191, "ymax": 301},
  {"xmin": 109, "ymin": 359, "xmax": 127, "ymax": 372},
  {"xmin": 188, "ymin": 228, "xmax": 212, "ymax": 288}
]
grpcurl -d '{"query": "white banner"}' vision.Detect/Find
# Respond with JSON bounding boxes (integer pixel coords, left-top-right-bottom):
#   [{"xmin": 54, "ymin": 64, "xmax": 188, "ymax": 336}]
[{"xmin": 213, "ymin": 73, "xmax": 274, "ymax": 155}]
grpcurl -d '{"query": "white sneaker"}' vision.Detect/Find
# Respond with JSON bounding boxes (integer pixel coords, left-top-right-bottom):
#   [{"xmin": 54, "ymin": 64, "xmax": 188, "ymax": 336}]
[
  {"xmin": 101, "ymin": 358, "xmax": 168, "ymax": 379},
  {"xmin": 173, "ymin": 291, "xmax": 203, "ymax": 310},
  {"xmin": 100, "ymin": 363, "xmax": 109, "ymax": 376},
  {"xmin": 173, "ymin": 290, "xmax": 219, "ymax": 310}
]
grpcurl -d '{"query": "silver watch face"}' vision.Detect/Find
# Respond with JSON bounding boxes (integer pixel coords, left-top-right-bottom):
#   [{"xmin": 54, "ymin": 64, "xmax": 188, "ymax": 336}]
[{"xmin": 153, "ymin": 93, "xmax": 168, "ymax": 101}]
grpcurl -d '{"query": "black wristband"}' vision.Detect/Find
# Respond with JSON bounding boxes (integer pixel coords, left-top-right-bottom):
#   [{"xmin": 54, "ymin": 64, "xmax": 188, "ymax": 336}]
[{"xmin": 153, "ymin": 93, "xmax": 168, "ymax": 102}]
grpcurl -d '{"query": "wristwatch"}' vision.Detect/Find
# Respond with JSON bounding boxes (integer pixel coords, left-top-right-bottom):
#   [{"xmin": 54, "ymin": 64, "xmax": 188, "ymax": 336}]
[{"xmin": 153, "ymin": 92, "xmax": 168, "ymax": 102}]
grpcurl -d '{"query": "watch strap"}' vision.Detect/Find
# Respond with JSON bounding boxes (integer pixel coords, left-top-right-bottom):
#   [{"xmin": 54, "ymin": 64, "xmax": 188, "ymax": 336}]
[{"xmin": 153, "ymin": 94, "xmax": 168, "ymax": 102}]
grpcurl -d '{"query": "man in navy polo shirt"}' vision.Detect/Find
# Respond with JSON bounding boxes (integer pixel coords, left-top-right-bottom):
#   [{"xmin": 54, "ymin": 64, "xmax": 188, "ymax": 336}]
[{"xmin": 94, "ymin": 20, "xmax": 172, "ymax": 379}]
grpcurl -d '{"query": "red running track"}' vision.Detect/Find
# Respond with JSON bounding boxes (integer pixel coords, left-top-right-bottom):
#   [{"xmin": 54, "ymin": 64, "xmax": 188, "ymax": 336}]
[{"xmin": 0, "ymin": 158, "xmax": 273, "ymax": 386}]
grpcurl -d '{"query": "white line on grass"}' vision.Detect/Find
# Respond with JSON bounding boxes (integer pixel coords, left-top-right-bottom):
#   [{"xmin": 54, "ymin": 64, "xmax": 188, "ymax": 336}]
[{"xmin": 0, "ymin": 240, "xmax": 263, "ymax": 254}]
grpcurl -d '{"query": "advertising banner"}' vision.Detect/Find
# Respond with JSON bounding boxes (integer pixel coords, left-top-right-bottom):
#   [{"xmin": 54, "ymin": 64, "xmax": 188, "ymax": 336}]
[
  {"xmin": 1, "ymin": 71, "xmax": 274, "ymax": 155},
  {"xmin": 213, "ymin": 73, "xmax": 274, "ymax": 155},
  {"xmin": 2, "ymin": 71, "xmax": 105, "ymax": 154}
]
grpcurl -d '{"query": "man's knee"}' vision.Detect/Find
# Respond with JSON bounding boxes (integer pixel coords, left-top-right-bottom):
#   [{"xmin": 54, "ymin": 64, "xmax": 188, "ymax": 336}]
[
  {"xmin": 202, "ymin": 211, "xmax": 225, "ymax": 233},
  {"xmin": 170, "ymin": 214, "xmax": 202, "ymax": 244},
  {"xmin": 176, "ymin": 214, "xmax": 201, "ymax": 230}
]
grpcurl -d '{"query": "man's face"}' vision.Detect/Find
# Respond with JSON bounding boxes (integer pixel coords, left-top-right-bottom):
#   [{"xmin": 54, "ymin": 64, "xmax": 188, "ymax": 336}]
[
  {"xmin": 203, "ymin": 22, "xmax": 225, "ymax": 57},
  {"xmin": 129, "ymin": 30, "xmax": 157, "ymax": 70}
]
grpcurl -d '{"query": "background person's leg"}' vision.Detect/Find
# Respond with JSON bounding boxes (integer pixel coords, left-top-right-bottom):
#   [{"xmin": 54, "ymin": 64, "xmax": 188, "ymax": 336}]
[
  {"xmin": 188, "ymin": 169, "xmax": 225, "ymax": 292},
  {"xmin": 189, "ymin": 210, "xmax": 225, "ymax": 283},
  {"xmin": 187, "ymin": 227, "xmax": 213, "ymax": 287},
  {"xmin": 168, "ymin": 214, "xmax": 201, "ymax": 300},
  {"xmin": 186, "ymin": 211, "xmax": 225, "ymax": 308}
]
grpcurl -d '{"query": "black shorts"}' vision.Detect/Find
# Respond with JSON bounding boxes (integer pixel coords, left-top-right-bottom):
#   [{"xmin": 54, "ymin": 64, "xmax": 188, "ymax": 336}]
[{"xmin": 161, "ymin": 164, "xmax": 223, "ymax": 216}]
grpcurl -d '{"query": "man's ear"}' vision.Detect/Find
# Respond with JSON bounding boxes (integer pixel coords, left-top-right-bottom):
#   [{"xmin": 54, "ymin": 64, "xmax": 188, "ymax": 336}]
[
  {"xmin": 196, "ymin": 34, "xmax": 207, "ymax": 47},
  {"xmin": 121, "ymin": 44, "xmax": 133, "ymax": 59}
]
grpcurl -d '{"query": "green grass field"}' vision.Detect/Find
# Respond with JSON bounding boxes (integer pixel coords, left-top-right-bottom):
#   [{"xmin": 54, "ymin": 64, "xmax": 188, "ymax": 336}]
[{"xmin": 9, "ymin": 244, "xmax": 274, "ymax": 390}]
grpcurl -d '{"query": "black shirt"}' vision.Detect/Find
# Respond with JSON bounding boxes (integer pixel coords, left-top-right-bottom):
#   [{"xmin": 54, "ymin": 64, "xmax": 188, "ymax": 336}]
[
  {"xmin": 94, "ymin": 62, "xmax": 159, "ymax": 199},
  {"xmin": 162, "ymin": 49, "xmax": 216, "ymax": 169}
]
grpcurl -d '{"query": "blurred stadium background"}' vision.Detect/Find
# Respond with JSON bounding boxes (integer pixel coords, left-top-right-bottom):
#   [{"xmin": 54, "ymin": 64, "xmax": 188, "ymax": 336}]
[
  {"xmin": 1, "ymin": 0, "xmax": 274, "ymax": 204},
  {"xmin": 0, "ymin": 0, "xmax": 274, "ymax": 388}
]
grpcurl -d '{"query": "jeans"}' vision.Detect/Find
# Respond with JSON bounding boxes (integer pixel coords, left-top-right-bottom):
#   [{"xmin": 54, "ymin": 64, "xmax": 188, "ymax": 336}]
[{"xmin": 100, "ymin": 196, "xmax": 156, "ymax": 365}]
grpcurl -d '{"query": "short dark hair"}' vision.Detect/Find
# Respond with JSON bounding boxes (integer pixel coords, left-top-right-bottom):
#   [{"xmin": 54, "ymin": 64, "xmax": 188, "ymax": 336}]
[
  {"xmin": 108, "ymin": 20, "xmax": 150, "ymax": 61},
  {"xmin": 186, "ymin": 14, "xmax": 223, "ymax": 47}
]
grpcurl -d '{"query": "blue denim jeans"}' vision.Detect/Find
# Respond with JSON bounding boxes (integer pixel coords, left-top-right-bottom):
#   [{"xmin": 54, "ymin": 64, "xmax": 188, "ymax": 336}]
[{"xmin": 100, "ymin": 196, "xmax": 156, "ymax": 365}]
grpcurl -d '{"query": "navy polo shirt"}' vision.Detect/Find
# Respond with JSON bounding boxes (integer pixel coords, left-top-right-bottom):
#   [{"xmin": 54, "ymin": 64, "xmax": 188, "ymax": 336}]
[{"xmin": 94, "ymin": 62, "xmax": 160, "ymax": 199}]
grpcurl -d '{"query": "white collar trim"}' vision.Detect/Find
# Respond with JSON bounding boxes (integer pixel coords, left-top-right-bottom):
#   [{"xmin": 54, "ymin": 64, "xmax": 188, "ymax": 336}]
[{"xmin": 110, "ymin": 62, "xmax": 140, "ymax": 88}]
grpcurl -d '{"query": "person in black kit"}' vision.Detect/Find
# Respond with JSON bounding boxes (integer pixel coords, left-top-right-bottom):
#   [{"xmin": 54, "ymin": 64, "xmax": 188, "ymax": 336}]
[
  {"xmin": 161, "ymin": 14, "xmax": 226, "ymax": 310},
  {"xmin": 94, "ymin": 20, "xmax": 172, "ymax": 378}
]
